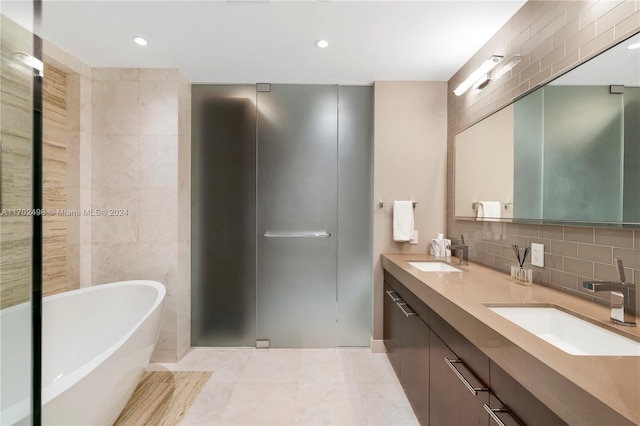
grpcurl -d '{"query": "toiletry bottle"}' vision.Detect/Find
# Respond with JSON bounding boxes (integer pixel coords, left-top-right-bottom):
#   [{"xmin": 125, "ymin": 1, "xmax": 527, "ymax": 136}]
[{"xmin": 437, "ymin": 233, "xmax": 445, "ymax": 258}]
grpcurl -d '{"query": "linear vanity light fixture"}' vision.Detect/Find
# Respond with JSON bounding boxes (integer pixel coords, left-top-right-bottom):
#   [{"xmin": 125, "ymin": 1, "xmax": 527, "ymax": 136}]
[
  {"xmin": 453, "ymin": 55, "xmax": 502, "ymax": 96},
  {"xmin": 491, "ymin": 54, "xmax": 522, "ymax": 81},
  {"xmin": 472, "ymin": 74, "xmax": 490, "ymax": 91},
  {"xmin": 470, "ymin": 54, "xmax": 522, "ymax": 95}
]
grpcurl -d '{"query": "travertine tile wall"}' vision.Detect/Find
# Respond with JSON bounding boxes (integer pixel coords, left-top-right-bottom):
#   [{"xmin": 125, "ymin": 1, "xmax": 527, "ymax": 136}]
[
  {"xmin": 91, "ymin": 68, "xmax": 191, "ymax": 362},
  {"xmin": 0, "ymin": 15, "xmax": 33, "ymax": 309},
  {"xmin": 42, "ymin": 64, "xmax": 68, "ymax": 296},
  {"xmin": 43, "ymin": 39, "xmax": 94, "ymax": 293},
  {"xmin": 177, "ymin": 74, "xmax": 191, "ymax": 359},
  {"xmin": 64, "ymin": 63, "xmax": 92, "ymax": 290},
  {"xmin": 39, "ymin": 41, "xmax": 191, "ymax": 360},
  {"xmin": 447, "ymin": 0, "xmax": 640, "ymax": 312}
]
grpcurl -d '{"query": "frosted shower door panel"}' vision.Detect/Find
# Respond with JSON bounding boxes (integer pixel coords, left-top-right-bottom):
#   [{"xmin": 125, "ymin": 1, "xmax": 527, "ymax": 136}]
[
  {"xmin": 257, "ymin": 85, "xmax": 338, "ymax": 348},
  {"xmin": 543, "ymin": 86, "xmax": 624, "ymax": 222},
  {"xmin": 337, "ymin": 86, "xmax": 373, "ymax": 346},
  {"xmin": 191, "ymin": 85, "xmax": 257, "ymax": 346}
]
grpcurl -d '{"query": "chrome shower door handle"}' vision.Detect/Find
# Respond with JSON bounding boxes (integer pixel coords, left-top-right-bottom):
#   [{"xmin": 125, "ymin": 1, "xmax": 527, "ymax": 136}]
[{"xmin": 263, "ymin": 231, "xmax": 331, "ymax": 238}]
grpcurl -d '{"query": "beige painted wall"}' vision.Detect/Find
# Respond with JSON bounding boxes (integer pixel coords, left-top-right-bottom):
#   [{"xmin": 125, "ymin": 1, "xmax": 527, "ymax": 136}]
[{"xmin": 372, "ymin": 81, "xmax": 447, "ymax": 340}]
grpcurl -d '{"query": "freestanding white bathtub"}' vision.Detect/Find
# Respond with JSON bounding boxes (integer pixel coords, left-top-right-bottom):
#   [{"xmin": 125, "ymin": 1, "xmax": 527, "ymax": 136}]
[{"xmin": 0, "ymin": 280, "xmax": 165, "ymax": 425}]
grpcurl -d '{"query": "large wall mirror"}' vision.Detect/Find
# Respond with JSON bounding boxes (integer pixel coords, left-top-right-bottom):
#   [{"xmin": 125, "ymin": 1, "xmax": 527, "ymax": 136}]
[{"xmin": 455, "ymin": 31, "xmax": 640, "ymax": 227}]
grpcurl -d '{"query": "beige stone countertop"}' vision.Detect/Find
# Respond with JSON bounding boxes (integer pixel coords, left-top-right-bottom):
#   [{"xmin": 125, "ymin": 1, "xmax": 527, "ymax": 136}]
[{"xmin": 381, "ymin": 254, "xmax": 640, "ymax": 426}]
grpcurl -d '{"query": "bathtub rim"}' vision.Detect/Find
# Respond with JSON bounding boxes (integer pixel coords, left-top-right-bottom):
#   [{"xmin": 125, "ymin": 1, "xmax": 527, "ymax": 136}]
[{"xmin": 40, "ymin": 280, "xmax": 166, "ymax": 405}]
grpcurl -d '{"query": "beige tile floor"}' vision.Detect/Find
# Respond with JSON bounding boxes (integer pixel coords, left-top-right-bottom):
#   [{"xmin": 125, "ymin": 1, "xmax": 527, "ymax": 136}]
[{"xmin": 146, "ymin": 347, "xmax": 419, "ymax": 426}]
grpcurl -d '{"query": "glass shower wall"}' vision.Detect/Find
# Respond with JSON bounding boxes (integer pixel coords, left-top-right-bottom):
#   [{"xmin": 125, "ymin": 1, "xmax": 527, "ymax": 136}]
[
  {"xmin": 0, "ymin": 12, "xmax": 34, "ymax": 425},
  {"xmin": 191, "ymin": 84, "xmax": 373, "ymax": 348},
  {"xmin": 336, "ymin": 86, "xmax": 373, "ymax": 346},
  {"xmin": 191, "ymin": 85, "xmax": 257, "ymax": 346}
]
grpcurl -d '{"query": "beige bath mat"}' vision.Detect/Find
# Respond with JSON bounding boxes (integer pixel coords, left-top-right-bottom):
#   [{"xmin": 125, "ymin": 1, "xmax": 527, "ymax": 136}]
[{"xmin": 114, "ymin": 371, "xmax": 212, "ymax": 426}]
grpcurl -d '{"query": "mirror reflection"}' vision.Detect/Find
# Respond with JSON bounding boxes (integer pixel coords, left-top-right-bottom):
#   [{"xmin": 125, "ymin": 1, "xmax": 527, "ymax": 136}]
[{"xmin": 455, "ymin": 31, "xmax": 640, "ymax": 226}]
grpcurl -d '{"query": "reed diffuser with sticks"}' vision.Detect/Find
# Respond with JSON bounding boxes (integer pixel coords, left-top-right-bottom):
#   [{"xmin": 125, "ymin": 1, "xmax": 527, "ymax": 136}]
[{"xmin": 511, "ymin": 245, "xmax": 532, "ymax": 285}]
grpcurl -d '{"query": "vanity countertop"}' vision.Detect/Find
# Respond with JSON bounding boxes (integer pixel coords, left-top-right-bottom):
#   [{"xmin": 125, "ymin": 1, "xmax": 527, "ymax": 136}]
[{"xmin": 381, "ymin": 254, "xmax": 640, "ymax": 426}]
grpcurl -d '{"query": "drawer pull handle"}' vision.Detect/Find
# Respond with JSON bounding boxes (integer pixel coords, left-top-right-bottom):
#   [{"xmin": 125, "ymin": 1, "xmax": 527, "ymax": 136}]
[
  {"xmin": 385, "ymin": 289, "xmax": 401, "ymax": 302},
  {"xmin": 484, "ymin": 404, "xmax": 523, "ymax": 426},
  {"xmin": 397, "ymin": 302, "xmax": 416, "ymax": 317},
  {"xmin": 444, "ymin": 357, "xmax": 488, "ymax": 396}
]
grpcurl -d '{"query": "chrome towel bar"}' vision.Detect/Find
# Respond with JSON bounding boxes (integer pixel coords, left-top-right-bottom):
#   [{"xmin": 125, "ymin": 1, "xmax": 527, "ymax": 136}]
[
  {"xmin": 378, "ymin": 202, "xmax": 418, "ymax": 208},
  {"xmin": 471, "ymin": 202, "xmax": 512, "ymax": 210}
]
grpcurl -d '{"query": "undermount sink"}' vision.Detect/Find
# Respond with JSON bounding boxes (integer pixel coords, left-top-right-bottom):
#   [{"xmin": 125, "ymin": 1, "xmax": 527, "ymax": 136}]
[
  {"xmin": 489, "ymin": 306, "xmax": 640, "ymax": 356},
  {"xmin": 407, "ymin": 261, "xmax": 462, "ymax": 272}
]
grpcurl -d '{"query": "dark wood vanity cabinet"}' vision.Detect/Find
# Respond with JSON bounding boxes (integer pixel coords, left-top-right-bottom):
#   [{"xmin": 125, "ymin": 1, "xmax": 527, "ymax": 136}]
[
  {"xmin": 429, "ymin": 310, "xmax": 490, "ymax": 426},
  {"xmin": 383, "ymin": 282, "xmax": 402, "ymax": 374},
  {"xmin": 399, "ymin": 308, "xmax": 430, "ymax": 424},
  {"xmin": 383, "ymin": 269, "xmax": 568, "ymax": 426},
  {"xmin": 383, "ymin": 282, "xmax": 429, "ymax": 424},
  {"xmin": 429, "ymin": 329, "xmax": 489, "ymax": 426},
  {"xmin": 489, "ymin": 361, "xmax": 567, "ymax": 426}
]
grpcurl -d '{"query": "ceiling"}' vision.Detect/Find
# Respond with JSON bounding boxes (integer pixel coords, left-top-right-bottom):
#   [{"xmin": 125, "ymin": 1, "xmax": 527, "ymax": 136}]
[{"xmin": 2, "ymin": 0, "xmax": 526, "ymax": 84}]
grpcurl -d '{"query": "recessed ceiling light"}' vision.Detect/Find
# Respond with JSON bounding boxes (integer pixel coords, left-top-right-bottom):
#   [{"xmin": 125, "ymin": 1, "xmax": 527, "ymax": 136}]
[
  {"xmin": 628, "ymin": 42, "xmax": 640, "ymax": 50},
  {"xmin": 133, "ymin": 36, "xmax": 149, "ymax": 46},
  {"xmin": 316, "ymin": 39, "xmax": 329, "ymax": 49}
]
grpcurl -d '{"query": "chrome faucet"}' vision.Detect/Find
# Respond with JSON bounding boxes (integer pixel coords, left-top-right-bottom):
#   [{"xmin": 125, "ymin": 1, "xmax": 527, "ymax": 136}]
[
  {"xmin": 582, "ymin": 258, "xmax": 636, "ymax": 327},
  {"xmin": 447, "ymin": 234, "xmax": 469, "ymax": 266}
]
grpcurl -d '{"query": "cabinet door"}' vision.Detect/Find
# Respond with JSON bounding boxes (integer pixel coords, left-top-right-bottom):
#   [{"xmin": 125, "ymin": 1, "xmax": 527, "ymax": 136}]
[
  {"xmin": 400, "ymin": 308, "xmax": 429, "ymax": 426},
  {"xmin": 383, "ymin": 283, "xmax": 402, "ymax": 375},
  {"xmin": 430, "ymin": 330, "xmax": 489, "ymax": 426},
  {"xmin": 490, "ymin": 361, "xmax": 567, "ymax": 426},
  {"xmin": 430, "ymin": 310, "xmax": 490, "ymax": 386}
]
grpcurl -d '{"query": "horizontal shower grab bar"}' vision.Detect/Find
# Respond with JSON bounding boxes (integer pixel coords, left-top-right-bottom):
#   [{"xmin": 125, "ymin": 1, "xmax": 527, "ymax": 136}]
[{"xmin": 264, "ymin": 231, "xmax": 332, "ymax": 238}]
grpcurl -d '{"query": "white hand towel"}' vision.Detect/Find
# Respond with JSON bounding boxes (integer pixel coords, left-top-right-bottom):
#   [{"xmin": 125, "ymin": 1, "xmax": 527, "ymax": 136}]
[
  {"xmin": 393, "ymin": 201, "xmax": 415, "ymax": 242},
  {"xmin": 476, "ymin": 201, "xmax": 501, "ymax": 222}
]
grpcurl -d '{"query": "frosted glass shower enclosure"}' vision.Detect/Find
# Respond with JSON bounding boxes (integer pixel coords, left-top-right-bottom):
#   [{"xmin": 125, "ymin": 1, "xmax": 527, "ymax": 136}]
[{"xmin": 192, "ymin": 84, "xmax": 373, "ymax": 348}]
